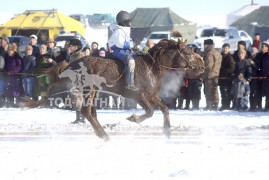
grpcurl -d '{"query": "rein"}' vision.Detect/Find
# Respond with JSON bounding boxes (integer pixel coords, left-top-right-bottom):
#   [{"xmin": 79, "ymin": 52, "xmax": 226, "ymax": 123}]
[{"xmin": 107, "ymin": 66, "xmax": 126, "ymax": 83}]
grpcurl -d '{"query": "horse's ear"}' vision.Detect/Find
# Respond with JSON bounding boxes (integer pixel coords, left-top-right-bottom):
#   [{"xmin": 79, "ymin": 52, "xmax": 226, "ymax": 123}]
[
  {"xmin": 178, "ymin": 37, "xmax": 183, "ymax": 43},
  {"xmin": 184, "ymin": 39, "xmax": 188, "ymax": 44}
]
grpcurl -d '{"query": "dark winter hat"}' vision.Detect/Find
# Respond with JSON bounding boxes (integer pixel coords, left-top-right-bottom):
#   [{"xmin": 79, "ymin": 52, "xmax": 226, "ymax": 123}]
[
  {"xmin": 262, "ymin": 41, "xmax": 269, "ymax": 48},
  {"xmin": 91, "ymin": 41, "xmax": 99, "ymax": 46},
  {"xmin": 255, "ymin": 32, "xmax": 260, "ymax": 36},
  {"xmin": 69, "ymin": 39, "xmax": 82, "ymax": 47},
  {"xmin": 204, "ymin": 39, "xmax": 214, "ymax": 45},
  {"xmin": 222, "ymin": 43, "xmax": 230, "ymax": 48},
  {"xmin": 238, "ymin": 40, "xmax": 246, "ymax": 47}
]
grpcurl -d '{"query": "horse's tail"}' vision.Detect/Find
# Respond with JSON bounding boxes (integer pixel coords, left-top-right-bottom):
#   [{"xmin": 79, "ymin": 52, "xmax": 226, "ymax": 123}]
[
  {"xmin": 19, "ymin": 84, "xmax": 53, "ymax": 109},
  {"xmin": 43, "ymin": 61, "xmax": 69, "ymax": 84}
]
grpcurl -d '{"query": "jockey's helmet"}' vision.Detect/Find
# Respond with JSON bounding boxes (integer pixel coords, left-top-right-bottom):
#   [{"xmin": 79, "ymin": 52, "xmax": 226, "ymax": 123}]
[{"xmin": 116, "ymin": 11, "xmax": 131, "ymax": 27}]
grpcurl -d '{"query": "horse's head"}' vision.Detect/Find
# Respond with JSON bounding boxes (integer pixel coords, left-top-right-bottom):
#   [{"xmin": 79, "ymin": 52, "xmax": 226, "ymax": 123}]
[
  {"xmin": 175, "ymin": 38, "xmax": 205, "ymax": 74},
  {"xmin": 148, "ymin": 36, "xmax": 204, "ymax": 74}
]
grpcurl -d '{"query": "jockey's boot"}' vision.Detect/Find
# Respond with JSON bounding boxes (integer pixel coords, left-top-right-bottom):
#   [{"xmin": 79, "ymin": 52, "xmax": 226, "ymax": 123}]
[
  {"xmin": 125, "ymin": 57, "xmax": 139, "ymax": 91},
  {"xmin": 71, "ymin": 111, "xmax": 86, "ymax": 124}
]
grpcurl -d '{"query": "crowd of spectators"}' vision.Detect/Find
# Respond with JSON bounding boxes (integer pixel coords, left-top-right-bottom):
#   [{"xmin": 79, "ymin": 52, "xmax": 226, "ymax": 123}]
[
  {"xmin": 0, "ymin": 32, "xmax": 268, "ymax": 113},
  {"xmin": 163, "ymin": 33, "xmax": 269, "ymax": 112}
]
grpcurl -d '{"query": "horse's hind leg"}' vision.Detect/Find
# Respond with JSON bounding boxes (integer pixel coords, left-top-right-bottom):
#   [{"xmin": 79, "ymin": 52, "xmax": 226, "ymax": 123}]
[
  {"xmin": 127, "ymin": 93, "xmax": 154, "ymax": 123},
  {"xmin": 150, "ymin": 96, "xmax": 171, "ymax": 139}
]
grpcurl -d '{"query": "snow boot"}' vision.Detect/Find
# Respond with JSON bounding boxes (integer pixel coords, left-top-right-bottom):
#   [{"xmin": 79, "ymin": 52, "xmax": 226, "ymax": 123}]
[
  {"xmin": 125, "ymin": 57, "xmax": 139, "ymax": 91},
  {"xmin": 71, "ymin": 111, "xmax": 86, "ymax": 124}
]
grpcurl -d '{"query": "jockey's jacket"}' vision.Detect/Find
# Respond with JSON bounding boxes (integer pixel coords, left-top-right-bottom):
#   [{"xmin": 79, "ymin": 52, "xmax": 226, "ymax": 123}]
[{"xmin": 108, "ymin": 24, "xmax": 134, "ymax": 64}]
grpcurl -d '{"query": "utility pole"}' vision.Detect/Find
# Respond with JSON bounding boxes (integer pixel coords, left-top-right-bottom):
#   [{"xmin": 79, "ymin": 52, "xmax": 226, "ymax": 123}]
[{"xmin": 251, "ymin": 0, "xmax": 254, "ymax": 5}]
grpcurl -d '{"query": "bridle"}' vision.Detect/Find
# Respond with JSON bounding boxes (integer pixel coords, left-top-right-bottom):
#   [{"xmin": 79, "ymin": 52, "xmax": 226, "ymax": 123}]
[{"xmin": 158, "ymin": 46, "xmax": 197, "ymax": 70}]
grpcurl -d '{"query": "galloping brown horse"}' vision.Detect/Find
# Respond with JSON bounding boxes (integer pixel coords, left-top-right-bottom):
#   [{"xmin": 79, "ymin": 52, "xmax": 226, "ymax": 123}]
[{"xmin": 21, "ymin": 37, "xmax": 204, "ymax": 141}]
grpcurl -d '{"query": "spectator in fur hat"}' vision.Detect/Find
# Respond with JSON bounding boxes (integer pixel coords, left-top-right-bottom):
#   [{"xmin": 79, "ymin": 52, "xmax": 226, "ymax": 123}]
[
  {"xmin": 46, "ymin": 38, "xmax": 57, "ymax": 57},
  {"xmin": 66, "ymin": 39, "xmax": 83, "ymax": 63},
  {"xmin": 202, "ymin": 39, "xmax": 223, "ymax": 110}
]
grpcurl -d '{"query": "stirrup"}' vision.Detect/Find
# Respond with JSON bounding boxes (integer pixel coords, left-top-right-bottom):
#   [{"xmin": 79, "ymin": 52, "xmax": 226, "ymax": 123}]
[{"xmin": 125, "ymin": 84, "xmax": 139, "ymax": 91}]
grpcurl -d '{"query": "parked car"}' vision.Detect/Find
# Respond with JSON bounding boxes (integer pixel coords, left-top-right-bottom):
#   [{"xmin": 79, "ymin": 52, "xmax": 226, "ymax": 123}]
[
  {"xmin": 7, "ymin": 35, "xmax": 30, "ymax": 53},
  {"xmin": 55, "ymin": 32, "xmax": 88, "ymax": 49},
  {"xmin": 192, "ymin": 27, "xmax": 252, "ymax": 53},
  {"xmin": 139, "ymin": 31, "xmax": 179, "ymax": 50}
]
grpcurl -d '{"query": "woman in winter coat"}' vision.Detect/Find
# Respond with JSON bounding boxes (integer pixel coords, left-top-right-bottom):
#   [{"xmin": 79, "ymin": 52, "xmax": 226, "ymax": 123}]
[
  {"xmin": 22, "ymin": 45, "xmax": 36, "ymax": 97},
  {"xmin": 4, "ymin": 43, "xmax": 23, "ymax": 107}
]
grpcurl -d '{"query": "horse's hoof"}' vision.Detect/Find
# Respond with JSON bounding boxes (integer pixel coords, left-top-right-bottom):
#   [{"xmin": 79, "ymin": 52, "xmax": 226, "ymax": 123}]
[
  {"xmin": 103, "ymin": 135, "xmax": 110, "ymax": 142},
  {"xmin": 127, "ymin": 114, "xmax": 139, "ymax": 123}
]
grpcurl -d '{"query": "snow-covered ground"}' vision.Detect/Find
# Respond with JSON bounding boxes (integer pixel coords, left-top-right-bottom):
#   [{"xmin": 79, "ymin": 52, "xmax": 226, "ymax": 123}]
[{"xmin": 0, "ymin": 108, "xmax": 269, "ymax": 180}]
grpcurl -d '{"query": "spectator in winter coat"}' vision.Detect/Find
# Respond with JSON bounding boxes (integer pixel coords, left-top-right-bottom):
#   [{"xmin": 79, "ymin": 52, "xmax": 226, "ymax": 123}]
[
  {"xmin": 218, "ymin": 43, "xmax": 235, "ymax": 111},
  {"xmin": 46, "ymin": 38, "xmax": 57, "ymax": 57},
  {"xmin": 22, "ymin": 45, "xmax": 36, "ymax": 97},
  {"xmin": 231, "ymin": 73, "xmax": 250, "ymax": 111},
  {"xmin": 66, "ymin": 39, "xmax": 83, "ymax": 63},
  {"xmin": 233, "ymin": 40, "xmax": 251, "ymax": 63},
  {"xmin": 233, "ymin": 49, "xmax": 252, "ymax": 82},
  {"xmin": 34, "ymin": 44, "xmax": 56, "ymax": 99},
  {"xmin": 52, "ymin": 47, "xmax": 65, "ymax": 64},
  {"xmin": 0, "ymin": 37, "xmax": 9, "ymax": 57},
  {"xmin": 0, "ymin": 55, "xmax": 5, "ymax": 107},
  {"xmin": 186, "ymin": 66, "xmax": 203, "ymax": 110},
  {"xmin": 202, "ymin": 39, "xmax": 222, "ymax": 110},
  {"xmin": 177, "ymin": 77, "xmax": 190, "ymax": 110},
  {"xmin": 65, "ymin": 39, "xmax": 86, "ymax": 124},
  {"xmin": 29, "ymin": 35, "xmax": 40, "ymax": 59},
  {"xmin": 252, "ymin": 33, "xmax": 262, "ymax": 51},
  {"xmin": 259, "ymin": 41, "xmax": 269, "ymax": 111},
  {"xmin": 249, "ymin": 47, "xmax": 262, "ymax": 111},
  {"xmin": 108, "ymin": 10, "xmax": 138, "ymax": 91},
  {"xmin": 142, "ymin": 39, "xmax": 155, "ymax": 53},
  {"xmin": 90, "ymin": 41, "xmax": 99, "ymax": 56},
  {"xmin": 232, "ymin": 49, "xmax": 252, "ymax": 109},
  {"xmin": 4, "ymin": 43, "xmax": 23, "ymax": 107},
  {"xmin": 82, "ymin": 47, "xmax": 91, "ymax": 57}
]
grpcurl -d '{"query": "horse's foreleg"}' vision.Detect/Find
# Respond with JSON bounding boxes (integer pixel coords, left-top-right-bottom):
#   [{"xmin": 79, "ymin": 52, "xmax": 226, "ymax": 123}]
[
  {"xmin": 81, "ymin": 92, "xmax": 109, "ymax": 141},
  {"xmin": 127, "ymin": 93, "xmax": 154, "ymax": 123},
  {"xmin": 150, "ymin": 96, "xmax": 171, "ymax": 139}
]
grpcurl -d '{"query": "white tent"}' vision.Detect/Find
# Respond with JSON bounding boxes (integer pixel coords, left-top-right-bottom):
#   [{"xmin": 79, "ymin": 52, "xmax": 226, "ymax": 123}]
[{"xmin": 226, "ymin": 4, "xmax": 261, "ymax": 26}]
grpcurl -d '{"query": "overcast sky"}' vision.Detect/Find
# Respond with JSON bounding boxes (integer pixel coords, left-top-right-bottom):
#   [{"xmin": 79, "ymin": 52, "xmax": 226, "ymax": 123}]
[{"xmin": 1, "ymin": 0, "xmax": 269, "ymax": 26}]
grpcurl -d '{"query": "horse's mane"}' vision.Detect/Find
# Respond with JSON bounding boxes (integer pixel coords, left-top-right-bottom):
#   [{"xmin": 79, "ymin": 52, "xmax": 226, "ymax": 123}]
[{"xmin": 148, "ymin": 39, "xmax": 179, "ymax": 60}]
